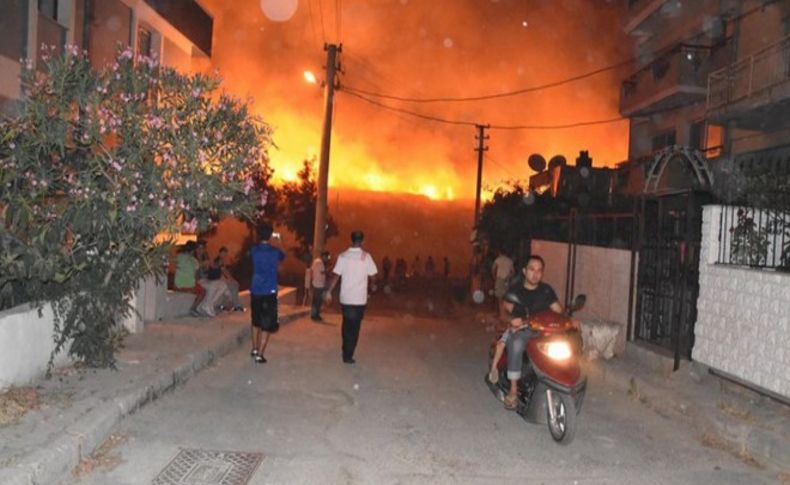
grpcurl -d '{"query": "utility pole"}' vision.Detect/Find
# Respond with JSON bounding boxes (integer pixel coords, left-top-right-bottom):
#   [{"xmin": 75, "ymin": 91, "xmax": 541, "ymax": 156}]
[
  {"xmin": 312, "ymin": 43, "xmax": 341, "ymax": 258},
  {"xmin": 473, "ymin": 124, "xmax": 489, "ymax": 227}
]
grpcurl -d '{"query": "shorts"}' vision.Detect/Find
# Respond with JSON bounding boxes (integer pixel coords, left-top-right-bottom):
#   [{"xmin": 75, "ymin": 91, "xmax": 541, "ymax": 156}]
[
  {"xmin": 494, "ymin": 278, "xmax": 509, "ymax": 298},
  {"xmin": 251, "ymin": 293, "xmax": 279, "ymax": 332}
]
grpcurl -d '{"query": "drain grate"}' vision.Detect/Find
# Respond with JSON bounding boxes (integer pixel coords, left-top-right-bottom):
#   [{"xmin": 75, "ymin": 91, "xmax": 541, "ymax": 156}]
[{"xmin": 153, "ymin": 448, "xmax": 263, "ymax": 485}]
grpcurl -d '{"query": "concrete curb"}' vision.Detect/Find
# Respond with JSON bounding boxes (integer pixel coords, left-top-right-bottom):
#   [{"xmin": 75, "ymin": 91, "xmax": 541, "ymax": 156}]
[{"xmin": 0, "ymin": 309, "xmax": 309, "ymax": 485}]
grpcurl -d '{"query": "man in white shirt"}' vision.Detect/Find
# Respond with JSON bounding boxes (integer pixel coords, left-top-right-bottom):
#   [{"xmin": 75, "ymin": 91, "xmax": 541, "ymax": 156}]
[
  {"xmin": 324, "ymin": 231, "xmax": 378, "ymax": 364},
  {"xmin": 310, "ymin": 251, "xmax": 331, "ymax": 321}
]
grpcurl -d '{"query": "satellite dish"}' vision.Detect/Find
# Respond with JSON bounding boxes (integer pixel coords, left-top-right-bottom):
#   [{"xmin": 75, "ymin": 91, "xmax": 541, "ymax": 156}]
[
  {"xmin": 548, "ymin": 155, "xmax": 567, "ymax": 170},
  {"xmin": 527, "ymin": 154, "xmax": 546, "ymax": 173}
]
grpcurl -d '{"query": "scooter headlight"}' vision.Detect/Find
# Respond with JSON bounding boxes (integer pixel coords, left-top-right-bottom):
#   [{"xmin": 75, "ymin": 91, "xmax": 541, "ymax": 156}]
[{"xmin": 538, "ymin": 341, "xmax": 572, "ymax": 361}]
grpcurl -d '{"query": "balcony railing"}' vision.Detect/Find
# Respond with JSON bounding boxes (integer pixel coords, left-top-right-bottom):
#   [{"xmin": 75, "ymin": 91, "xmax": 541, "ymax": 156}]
[
  {"xmin": 620, "ymin": 44, "xmax": 723, "ymax": 116},
  {"xmin": 717, "ymin": 205, "xmax": 790, "ymax": 272},
  {"xmin": 708, "ymin": 34, "xmax": 790, "ymax": 110}
]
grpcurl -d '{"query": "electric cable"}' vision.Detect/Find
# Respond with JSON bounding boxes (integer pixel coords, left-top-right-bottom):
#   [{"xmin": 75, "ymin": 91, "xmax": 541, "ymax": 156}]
[
  {"xmin": 339, "ymin": 0, "xmax": 780, "ymax": 104},
  {"xmin": 342, "ymin": 88, "xmax": 627, "ymax": 131},
  {"xmin": 306, "ymin": 0, "xmax": 320, "ymax": 51},
  {"xmin": 317, "ymin": 0, "xmax": 327, "ymax": 44}
]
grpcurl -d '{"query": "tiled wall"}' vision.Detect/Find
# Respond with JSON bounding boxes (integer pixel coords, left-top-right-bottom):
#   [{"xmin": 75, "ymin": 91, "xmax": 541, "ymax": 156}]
[{"xmin": 693, "ymin": 205, "xmax": 790, "ymax": 398}]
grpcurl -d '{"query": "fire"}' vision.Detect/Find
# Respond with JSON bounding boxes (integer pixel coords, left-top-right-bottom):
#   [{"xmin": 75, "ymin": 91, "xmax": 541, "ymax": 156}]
[{"xmin": 264, "ymin": 107, "xmax": 462, "ymax": 200}]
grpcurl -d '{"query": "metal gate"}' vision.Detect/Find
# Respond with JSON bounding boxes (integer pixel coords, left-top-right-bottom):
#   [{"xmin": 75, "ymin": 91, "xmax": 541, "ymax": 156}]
[{"xmin": 635, "ymin": 191, "xmax": 707, "ymax": 370}]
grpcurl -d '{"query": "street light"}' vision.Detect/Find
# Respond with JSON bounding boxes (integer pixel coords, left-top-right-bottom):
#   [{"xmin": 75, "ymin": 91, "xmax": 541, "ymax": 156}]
[{"xmin": 303, "ymin": 70, "xmax": 318, "ymax": 85}]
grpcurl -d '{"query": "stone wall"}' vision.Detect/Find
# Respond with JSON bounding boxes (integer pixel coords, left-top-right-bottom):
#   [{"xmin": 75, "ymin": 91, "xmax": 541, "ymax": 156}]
[
  {"xmin": 693, "ymin": 205, "xmax": 790, "ymax": 398},
  {"xmin": 0, "ymin": 302, "xmax": 71, "ymax": 390},
  {"xmin": 531, "ymin": 240, "xmax": 636, "ymax": 354}
]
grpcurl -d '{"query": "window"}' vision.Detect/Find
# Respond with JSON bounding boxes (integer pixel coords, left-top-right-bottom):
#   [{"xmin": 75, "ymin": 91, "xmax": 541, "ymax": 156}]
[
  {"xmin": 705, "ymin": 125, "xmax": 723, "ymax": 159},
  {"xmin": 689, "ymin": 121, "xmax": 704, "ymax": 151},
  {"xmin": 137, "ymin": 26, "xmax": 153, "ymax": 58},
  {"xmin": 651, "ymin": 130, "xmax": 676, "ymax": 152},
  {"xmin": 38, "ymin": 0, "xmax": 57, "ymax": 20}
]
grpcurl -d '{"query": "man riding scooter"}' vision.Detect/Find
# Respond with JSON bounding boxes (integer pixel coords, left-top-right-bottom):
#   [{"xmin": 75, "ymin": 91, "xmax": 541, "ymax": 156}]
[{"xmin": 487, "ymin": 255, "xmax": 564, "ymax": 410}]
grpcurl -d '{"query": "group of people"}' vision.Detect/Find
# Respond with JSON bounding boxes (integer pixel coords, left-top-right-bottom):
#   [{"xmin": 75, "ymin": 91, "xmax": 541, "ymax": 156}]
[
  {"xmin": 193, "ymin": 224, "xmax": 377, "ymax": 365},
  {"xmin": 173, "ymin": 240, "xmax": 244, "ymax": 318},
  {"xmin": 378, "ymin": 254, "xmax": 451, "ymax": 287}
]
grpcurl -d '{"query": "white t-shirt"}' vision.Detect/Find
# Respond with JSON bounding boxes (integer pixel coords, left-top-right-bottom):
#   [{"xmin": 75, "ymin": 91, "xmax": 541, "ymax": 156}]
[
  {"xmin": 311, "ymin": 258, "xmax": 326, "ymax": 288},
  {"xmin": 493, "ymin": 255, "xmax": 514, "ymax": 280},
  {"xmin": 333, "ymin": 247, "xmax": 378, "ymax": 305}
]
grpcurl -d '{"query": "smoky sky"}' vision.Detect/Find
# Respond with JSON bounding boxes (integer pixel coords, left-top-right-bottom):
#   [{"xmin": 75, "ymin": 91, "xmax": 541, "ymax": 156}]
[{"xmin": 202, "ymin": 0, "xmax": 631, "ymax": 200}]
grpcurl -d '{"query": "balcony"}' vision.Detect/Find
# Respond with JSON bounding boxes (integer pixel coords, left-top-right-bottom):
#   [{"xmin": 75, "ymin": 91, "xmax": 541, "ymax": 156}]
[
  {"xmin": 620, "ymin": 44, "xmax": 725, "ymax": 117},
  {"xmin": 624, "ymin": 0, "xmax": 665, "ymax": 34},
  {"xmin": 707, "ymin": 35, "xmax": 790, "ymax": 131},
  {"xmin": 143, "ymin": 0, "xmax": 213, "ymax": 56}
]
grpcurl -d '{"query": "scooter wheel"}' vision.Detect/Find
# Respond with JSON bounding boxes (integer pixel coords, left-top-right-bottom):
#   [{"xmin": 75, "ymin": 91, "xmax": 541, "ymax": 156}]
[{"xmin": 546, "ymin": 389, "xmax": 577, "ymax": 445}]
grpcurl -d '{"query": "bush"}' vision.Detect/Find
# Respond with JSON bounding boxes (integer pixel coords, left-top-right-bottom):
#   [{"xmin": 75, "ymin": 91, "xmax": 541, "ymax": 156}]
[{"xmin": 0, "ymin": 46, "xmax": 273, "ymax": 368}]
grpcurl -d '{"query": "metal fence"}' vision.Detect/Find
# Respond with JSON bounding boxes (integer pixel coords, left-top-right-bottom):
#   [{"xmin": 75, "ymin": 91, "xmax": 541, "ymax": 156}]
[{"xmin": 717, "ymin": 205, "xmax": 790, "ymax": 272}]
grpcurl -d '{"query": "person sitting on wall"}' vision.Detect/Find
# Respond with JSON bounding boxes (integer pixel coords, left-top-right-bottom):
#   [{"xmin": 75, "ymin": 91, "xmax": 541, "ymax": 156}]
[
  {"xmin": 208, "ymin": 246, "xmax": 244, "ymax": 312},
  {"xmin": 173, "ymin": 241, "xmax": 206, "ymax": 317}
]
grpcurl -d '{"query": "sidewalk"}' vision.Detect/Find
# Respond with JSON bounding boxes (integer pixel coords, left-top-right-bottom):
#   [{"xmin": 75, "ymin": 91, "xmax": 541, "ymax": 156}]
[
  {"xmin": 585, "ymin": 344, "xmax": 790, "ymax": 476},
  {"xmin": 0, "ymin": 302, "xmax": 309, "ymax": 485}
]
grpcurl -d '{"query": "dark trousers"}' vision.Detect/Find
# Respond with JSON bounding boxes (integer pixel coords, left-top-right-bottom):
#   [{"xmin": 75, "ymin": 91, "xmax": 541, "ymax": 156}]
[
  {"xmin": 310, "ymin": 286, "xmax": 325, "ymax": 318},
  {"xmin": 341, "ymin": 304, "xmax": 366, "ymax": 360}
]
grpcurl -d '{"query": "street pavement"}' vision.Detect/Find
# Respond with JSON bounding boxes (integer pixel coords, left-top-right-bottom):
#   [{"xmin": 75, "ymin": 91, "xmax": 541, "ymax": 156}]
[{"xmin": 65, "ymin": 301, "xmax": 781, "ymax": 485}]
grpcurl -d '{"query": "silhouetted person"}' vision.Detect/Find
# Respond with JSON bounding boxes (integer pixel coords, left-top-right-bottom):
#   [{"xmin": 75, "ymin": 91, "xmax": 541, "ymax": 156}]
[{"xmin": 381, "ymin": 256, "xmax": 392, "ymax": 283}]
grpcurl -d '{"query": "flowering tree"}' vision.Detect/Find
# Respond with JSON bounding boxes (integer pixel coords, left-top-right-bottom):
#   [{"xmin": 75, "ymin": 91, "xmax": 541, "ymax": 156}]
[{"xmin": 0, "ymin": 46, "xmax": 273, "ymax": 367}]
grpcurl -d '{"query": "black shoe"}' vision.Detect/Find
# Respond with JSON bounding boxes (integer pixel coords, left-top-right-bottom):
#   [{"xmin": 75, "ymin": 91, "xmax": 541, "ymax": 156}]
[
  {"xmin": 311, "ymin": 316, "xmax": 323, "ymax": 322},
  {"xmin": 343, "ymin": 358, "xmax": 355, "ymax": 364},
  {"xmin": 250, "ymin": 349, "xmax": 259, "ymax": 358},
  {"xmin": 254, "ymin": 355, "xmax": 267, "ymax": 364}
]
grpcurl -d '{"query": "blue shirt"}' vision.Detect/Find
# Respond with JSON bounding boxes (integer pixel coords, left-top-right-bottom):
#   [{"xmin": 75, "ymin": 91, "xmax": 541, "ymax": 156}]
[{"xmin": 250, "ymin": 243, "xmax": 285, "ymax": 295}]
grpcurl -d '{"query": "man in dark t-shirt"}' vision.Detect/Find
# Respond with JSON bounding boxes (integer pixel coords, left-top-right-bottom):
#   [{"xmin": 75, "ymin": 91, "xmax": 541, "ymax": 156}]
[{"xmin": 487, "ymin": 255, "xmax": 563, "ymax": 410}]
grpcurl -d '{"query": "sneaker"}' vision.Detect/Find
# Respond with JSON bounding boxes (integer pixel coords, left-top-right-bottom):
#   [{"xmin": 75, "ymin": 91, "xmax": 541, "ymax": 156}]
[
  {"xmin": 233, "ymin": 305, "xmax": 245, "ymax": 312},
  {"xmin": 250, "ymin": 349, "xmax": 259, "ymax": 358},
  {"xmin": 343, "ymin": 358, "xmax": 355, "ymax": 364},
  {"xmin": 254, "ymin": 355, "xmax": 267, "ymax": 364}
]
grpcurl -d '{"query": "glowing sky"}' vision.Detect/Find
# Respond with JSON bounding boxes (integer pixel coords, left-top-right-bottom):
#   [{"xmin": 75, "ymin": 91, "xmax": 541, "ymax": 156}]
[{"xmin": 202, "ymin": 0, "xmax": 631, "ymax": 200}]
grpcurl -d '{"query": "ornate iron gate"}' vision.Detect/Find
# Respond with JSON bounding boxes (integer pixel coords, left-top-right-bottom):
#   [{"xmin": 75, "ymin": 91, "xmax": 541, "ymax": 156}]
[{"xmin": 635, "ymin": 191, "xmax": 707, "ymax": 369}]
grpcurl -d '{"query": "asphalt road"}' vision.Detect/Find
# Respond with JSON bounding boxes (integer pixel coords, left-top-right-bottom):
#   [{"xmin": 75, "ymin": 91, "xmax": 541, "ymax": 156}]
[{"xmin": 69, "ymin": 298, "xmax": 777, "ymax": 484}]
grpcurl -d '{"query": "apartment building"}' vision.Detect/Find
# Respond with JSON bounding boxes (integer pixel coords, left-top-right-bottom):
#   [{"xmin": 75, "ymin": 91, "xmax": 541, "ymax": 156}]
[
  {"xmin": 620, "ymin": 0, "xmax": 790, "ymax": 191},
  {"xmin": 618, "ymin": 0, "xmax": 736, "ymax": 194},
  {"xmin": 0, "ymin": 0, "xmax": 213, "ymax": 113},
  {"xmin": 707, "ymin": 0, "xmax": 790, "ymax": 176}
]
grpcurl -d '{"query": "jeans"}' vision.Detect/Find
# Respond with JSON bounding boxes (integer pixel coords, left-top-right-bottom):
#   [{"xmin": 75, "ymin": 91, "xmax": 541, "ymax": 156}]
[
  {"xmin": 506, "ymin": 327, "xmax": 537, "ymax": 380},
  {"xmin": 311, "ymin": 286, "xmax": 325, "ymax": 318},
  {"xmin": 340, "ymin": 304, "xmax": 366, "ymax": 360}
]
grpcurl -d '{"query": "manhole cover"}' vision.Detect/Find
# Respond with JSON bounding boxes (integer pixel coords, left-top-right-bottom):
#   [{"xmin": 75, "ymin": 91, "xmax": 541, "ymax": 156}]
[{"xmin": 153, "ymin": 448, "xmax": 263, "ymax": 485}]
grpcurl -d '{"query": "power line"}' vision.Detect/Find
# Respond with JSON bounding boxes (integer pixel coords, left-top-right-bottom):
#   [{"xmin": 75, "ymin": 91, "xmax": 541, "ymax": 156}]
[
  {"xmin": 338, "ymin": 0, "xmax": 780, "ymax": 104},
  {"xmin": 317, "ymin": 0, "xmax": 327, "ymax": 44},
  {"xmin": 489, "ymin": 117, "xmax": 627, "ymax": 131},
  {"xmin": 342, "ymin": 87, "xmax": 627, "ymax": 131},
  {"xmin": 305, "ymin": 0, "xmax": 320, "ymax": 50},
  {"xmin": 335, "ymin": 0, "xmax": 342, "ymax": 42},
  {"xmin": 342, "ymin": 89, "xmax": 479, "ymax": 127},
  {"xmin": 344, "ymin": 58, "xmax": 635, "ymax": 103},
  {"xmin": 486, "ymin": 156, "xmax": 521, "ymax": 179}
]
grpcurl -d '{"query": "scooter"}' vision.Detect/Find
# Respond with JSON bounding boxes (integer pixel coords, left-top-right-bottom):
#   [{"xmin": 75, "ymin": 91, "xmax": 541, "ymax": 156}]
[{"xmin": 486, "ymin": 294, "xmax": 587, "ymax": 445}]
